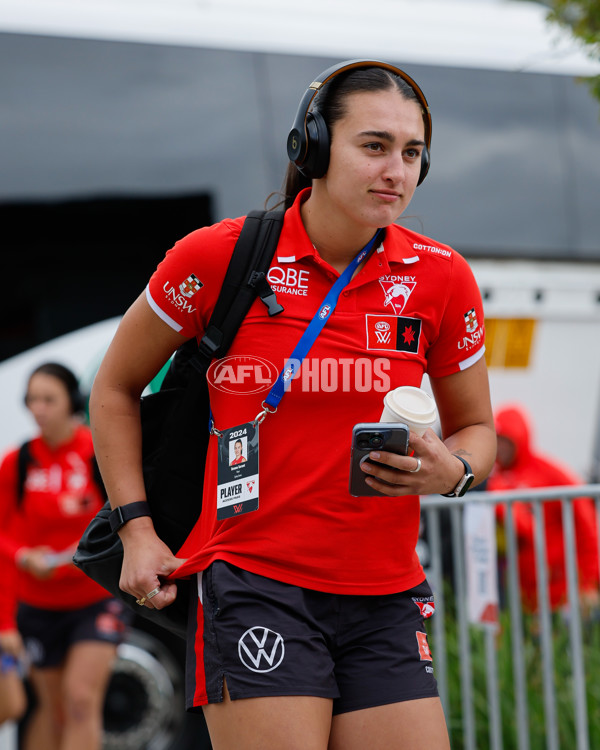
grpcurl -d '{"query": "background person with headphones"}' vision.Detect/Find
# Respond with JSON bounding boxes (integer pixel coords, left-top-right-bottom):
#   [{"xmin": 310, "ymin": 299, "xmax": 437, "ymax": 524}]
[
  {"xmin": 90, "ymin": 60, "xmax": 496, "ymax": 750},
  {"xmin": 0, "ymin": 362, "xmax": 130, "ymax": 750}
]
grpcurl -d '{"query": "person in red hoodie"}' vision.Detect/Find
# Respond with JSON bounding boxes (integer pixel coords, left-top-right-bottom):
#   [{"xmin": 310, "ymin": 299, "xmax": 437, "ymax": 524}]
[
  {"xmin": 488, "ymin": 403, "xmax": 599, "ymax": 614},
  {"xmin": 0, "ymin": 362, "xmax": 130, "ymax": 750}
]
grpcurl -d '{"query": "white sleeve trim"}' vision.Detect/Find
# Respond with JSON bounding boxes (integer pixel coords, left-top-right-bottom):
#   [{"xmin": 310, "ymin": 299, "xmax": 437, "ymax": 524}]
[
  {"xmin": 145, "ymin": 285, "xmax": 183, "ymax": 333},
  {"xmin": 458, "ymin": 346, "xmax": 485, "ymax": 371}
]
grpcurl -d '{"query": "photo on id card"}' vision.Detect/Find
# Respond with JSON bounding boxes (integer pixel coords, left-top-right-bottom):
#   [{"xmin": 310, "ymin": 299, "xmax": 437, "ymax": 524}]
[{"xmin": 216, "ymin": 421, "xmax": 259, "ymax": 519}]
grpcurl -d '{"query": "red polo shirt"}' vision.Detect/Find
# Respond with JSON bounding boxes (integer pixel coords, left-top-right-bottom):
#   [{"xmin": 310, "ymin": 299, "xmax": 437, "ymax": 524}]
[
  {"xmin": 0, "ymin": 426, "xmax": 111, "ymax": 610},
  {"xmin": 146, "ymin": 189, "xmax": 485, "ymax": 594}
]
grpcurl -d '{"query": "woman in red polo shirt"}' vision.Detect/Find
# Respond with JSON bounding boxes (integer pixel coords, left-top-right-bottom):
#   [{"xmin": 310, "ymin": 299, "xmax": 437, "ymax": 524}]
[
  {"xmin": 0, "ymin": 362, "xmax": 129, "ymax": 750},
  {"xmin": 89, "ymin": 61, "xmax": 497, "ymax": 750}
]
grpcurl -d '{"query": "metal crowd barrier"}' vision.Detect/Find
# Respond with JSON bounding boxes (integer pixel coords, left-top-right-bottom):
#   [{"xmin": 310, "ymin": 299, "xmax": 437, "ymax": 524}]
[{"xmin": 420, "ymin": 485, "xmax": 600, "ymax": 750}]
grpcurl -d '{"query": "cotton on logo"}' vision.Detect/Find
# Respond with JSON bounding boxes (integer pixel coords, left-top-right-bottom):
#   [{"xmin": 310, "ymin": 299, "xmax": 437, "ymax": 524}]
[
  {"xmin": 208, "ymin": 356, "xmax": 278, "ymax": 395},
  {"xmin": 238, "ymin": 627, "xmax": 285, "ymax": 673}
]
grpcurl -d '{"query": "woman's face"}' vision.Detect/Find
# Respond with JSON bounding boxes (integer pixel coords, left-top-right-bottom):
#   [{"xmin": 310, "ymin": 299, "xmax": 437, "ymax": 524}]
[
  {"xmin": 317, "ymin": 88, "xmax": 426, "ymax": 231},
  {"xmin": 496, "ymin": 435, "xmax": 517, "ymax": 469},
  {"xmin": 25, "ymin": 373, "xmax": 72, "ymax": 432},
  {"xmin": 234, "ymin": 441, "xmax": 243, "ymax": 458}
]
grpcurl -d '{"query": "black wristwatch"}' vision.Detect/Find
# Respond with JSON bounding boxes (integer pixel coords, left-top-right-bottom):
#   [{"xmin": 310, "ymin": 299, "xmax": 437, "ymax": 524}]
[
  {"xmin": 441, "ymin": 455, "xmax": 475, "ymax": 497},
  {"xmin": 108, "ymin": 501, "xmax": 152, "ymax": 533}
]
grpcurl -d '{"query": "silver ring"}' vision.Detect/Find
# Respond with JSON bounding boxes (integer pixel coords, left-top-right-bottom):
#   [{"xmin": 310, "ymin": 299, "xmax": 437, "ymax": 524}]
[
  {"xmin": 135, "ymin": 597, "xmax": 147, "ymax": 606},
  {"xmin": 408, "ymin": 457, "xmax": 422, "ymax": 473},
  {"xmin": 145, "ymin": 587, "xmax": 161, "ymax": 600}
]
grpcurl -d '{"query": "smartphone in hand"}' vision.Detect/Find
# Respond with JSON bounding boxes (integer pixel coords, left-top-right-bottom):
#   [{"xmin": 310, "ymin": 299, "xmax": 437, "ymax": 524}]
[{"xmin": 349, "ymin": 422, "xmax": 410, "ymax": 497}]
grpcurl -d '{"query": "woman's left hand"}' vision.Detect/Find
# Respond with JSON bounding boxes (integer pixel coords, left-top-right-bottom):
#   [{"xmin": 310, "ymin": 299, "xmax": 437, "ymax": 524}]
[
  {"xmin": 360, "ymin": 429, "xmax": 464, "ymax": 496},
  {"xmin": 0, "ymin": 629, "xmax": 25, "ymax": 659}
]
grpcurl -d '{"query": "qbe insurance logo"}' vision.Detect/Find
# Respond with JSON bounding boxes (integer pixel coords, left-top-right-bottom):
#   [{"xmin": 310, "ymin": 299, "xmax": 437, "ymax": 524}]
[{"xmin": 207, "ymin": 355, "xmax": 279, "ymax": 395}]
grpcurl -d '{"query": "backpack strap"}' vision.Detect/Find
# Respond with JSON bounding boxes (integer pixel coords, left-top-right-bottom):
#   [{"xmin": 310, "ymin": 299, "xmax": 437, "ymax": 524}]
[
  {"xmin": 91, "ymin": 455, "xmax": 108, "ymax": 500},
  {"xmin": 157, "ymin": 208, "xmax": 285, "ymax": 391},
  {"xmin": 197, "ymin": 208, "xmax": 285, "ymax": 364},
  {"xmin": 16, "ymin": 440, "xmax": 32, "ymax": 507}
]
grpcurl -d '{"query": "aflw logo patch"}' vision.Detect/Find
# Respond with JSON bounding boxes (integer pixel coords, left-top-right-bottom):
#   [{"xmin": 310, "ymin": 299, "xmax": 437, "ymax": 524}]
[{"xmin": 366, "ymin": 314, "xmax": 422, "ymax": 353}]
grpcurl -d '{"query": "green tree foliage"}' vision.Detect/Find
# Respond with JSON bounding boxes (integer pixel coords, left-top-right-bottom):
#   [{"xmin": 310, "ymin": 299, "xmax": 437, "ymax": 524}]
[{"xmin": 544, "ymin": 0, "xmax": 600, "ymax": 99}]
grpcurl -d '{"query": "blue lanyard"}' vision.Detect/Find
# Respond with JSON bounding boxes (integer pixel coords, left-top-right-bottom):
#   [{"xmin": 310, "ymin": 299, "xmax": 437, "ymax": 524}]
[{"xmin": 263, "ymin": 229, "xmax": 383, "ymax": 411}]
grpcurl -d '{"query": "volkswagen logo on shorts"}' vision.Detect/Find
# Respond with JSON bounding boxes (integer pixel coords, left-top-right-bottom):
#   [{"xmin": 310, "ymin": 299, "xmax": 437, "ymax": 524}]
[{"xmin": 238, "ymin": 626, "xmax": 285, "ymax": 673}]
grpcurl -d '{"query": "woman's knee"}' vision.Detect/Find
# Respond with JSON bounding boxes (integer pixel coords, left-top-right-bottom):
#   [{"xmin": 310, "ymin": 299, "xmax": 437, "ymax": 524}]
[{"xmin": 62, "ymin": 684, "xmax": 102, "ymax": 723}]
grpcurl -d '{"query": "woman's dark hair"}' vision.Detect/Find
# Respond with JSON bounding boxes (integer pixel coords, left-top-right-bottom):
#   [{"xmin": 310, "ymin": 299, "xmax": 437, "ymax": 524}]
[
  {"xmin": 26, "ymin": 362, "xmax": 85, "ymax": 414},
  {"xmin": 277, "ymin": 67, "xmax": 425, "ymax": 210}
]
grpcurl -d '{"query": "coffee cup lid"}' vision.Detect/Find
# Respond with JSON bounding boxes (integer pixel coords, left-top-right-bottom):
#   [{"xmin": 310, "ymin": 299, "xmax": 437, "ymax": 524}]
[{"xmin": 385, "ymin": 386, "xmax": 437, "ymax": 425}]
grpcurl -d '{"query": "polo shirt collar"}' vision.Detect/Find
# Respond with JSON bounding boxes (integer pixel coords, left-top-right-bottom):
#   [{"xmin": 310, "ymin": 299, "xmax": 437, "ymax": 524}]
[{"xmin": 275, "ymin": 188, "xmax": 421, "ymax": 270}]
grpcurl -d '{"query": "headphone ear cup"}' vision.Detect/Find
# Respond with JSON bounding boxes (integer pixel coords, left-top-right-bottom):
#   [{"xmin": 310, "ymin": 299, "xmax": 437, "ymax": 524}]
[
  {"xmin": 418, "ymin": 145, "xmax": 430, "ymax": 186},
  {"xmin": 298, "ymin": 111, "xmax": 330, "ymax": 179}
]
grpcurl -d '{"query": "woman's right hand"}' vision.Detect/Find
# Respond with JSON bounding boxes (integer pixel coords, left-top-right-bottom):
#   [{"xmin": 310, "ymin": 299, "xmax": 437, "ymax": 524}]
[{"xmin": 118, "ymin": 519, "xmax": 185, "ymax": 610}]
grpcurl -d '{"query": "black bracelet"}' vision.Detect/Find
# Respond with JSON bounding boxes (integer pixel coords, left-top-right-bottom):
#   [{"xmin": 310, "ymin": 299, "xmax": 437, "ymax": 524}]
[{"xmin": 108, "ymin": 501, "xmax": 152, "ymax": 533}]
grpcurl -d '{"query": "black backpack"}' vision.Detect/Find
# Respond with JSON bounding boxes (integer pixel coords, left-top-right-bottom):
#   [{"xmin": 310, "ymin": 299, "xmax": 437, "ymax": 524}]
[{"xmin": 73, "ymin": 208, "xmax": 284, "ymax": 637}]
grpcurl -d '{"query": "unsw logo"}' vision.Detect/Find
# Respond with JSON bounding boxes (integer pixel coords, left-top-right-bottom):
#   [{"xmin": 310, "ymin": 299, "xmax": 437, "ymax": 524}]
[
  {"xmin": 366, "ymin": 314, "xmax": 422, "ymax": 354},
  {"xmin": 162, "ymin": 279, "xmax": 199, "ymax": 314},
  {"xmin": 458, "ymin": 307, "xmax": 484, "ymax": 353},
  {"xmin": 464, "ymin": 307, "xmax": 478, "ymax": 333},
  {"xmin": 179, "ymin": 273, "xmax": 203, "ymax": 298}
]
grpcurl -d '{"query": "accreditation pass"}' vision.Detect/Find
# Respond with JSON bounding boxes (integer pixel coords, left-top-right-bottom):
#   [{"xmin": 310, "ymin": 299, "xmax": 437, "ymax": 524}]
[{"xmin": 216, "ymin": 421, "xmax": 259, "ymax": 520}]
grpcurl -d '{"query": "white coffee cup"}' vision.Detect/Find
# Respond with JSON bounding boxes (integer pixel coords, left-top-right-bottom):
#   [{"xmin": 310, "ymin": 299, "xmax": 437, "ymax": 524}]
[{"xmin": 380, "ymin": 386, "xmax": 438, "ymax": 436}]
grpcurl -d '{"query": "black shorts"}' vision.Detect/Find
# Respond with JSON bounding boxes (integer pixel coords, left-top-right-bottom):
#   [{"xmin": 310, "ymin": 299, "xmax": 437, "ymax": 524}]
[
  {"xmin": 17, "ymin": 598, "xmax": 131, "ymax": 669},
  {"xmin": 187, "ymin": 561, "xmax": 439, "ymax": 714}
]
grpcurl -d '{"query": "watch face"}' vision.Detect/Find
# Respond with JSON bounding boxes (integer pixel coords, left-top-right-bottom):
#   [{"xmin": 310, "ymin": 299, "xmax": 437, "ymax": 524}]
[{"xmin": 457, "ymin": 474, "xmax": 475, "ymax": 497}]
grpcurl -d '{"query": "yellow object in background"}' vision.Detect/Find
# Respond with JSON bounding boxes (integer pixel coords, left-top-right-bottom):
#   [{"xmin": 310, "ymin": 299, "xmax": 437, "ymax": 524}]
[{"xmin": 485, "ymin": 318, "xmax": 536, "ymax": 368}]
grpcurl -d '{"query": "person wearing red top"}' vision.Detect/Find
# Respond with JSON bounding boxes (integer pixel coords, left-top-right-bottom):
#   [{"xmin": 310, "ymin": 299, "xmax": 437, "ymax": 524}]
[
  {"xmin": 488, "ymin": 403, "xmax": 599, "ymax": 613},
  {"xmin": 0, "ymin": 565, "xmax": 27, "ymax": 726},
  {"xmin": 0, "ymin": 362, "xmax": 130, "ymax": 750},
  {"xmin": 89, "ymin": 61, "xmax": 497, "ymax": 750}
]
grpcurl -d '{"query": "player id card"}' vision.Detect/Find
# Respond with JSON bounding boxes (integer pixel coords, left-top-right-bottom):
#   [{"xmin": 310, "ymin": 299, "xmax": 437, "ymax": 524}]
[{"xmin": 216, "ymin": 421, "xmax": 259, "ymax": 520}]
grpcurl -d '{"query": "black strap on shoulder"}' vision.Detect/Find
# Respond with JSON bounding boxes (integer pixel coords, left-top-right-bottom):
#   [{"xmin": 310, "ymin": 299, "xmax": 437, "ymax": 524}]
[
  {"xmin": 16, "ymin": 440, "xmax": 32, "ymax": 506},
  {"xmin": 195, "ymin": 208, "xmax": 285, "ymax": 367},
  {"xmin": 91, "ymin": 455, "xmax": 108, "ymax": 500}
]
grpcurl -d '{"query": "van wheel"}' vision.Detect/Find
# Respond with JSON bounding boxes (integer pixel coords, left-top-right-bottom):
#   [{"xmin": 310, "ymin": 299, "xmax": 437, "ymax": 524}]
[{"xmin": 103, "ymin": 627, "xmax": 211, "ymax": 750}]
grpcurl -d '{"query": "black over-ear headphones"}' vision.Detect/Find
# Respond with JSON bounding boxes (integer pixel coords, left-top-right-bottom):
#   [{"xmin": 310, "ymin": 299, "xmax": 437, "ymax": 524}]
[{"xmin": 287, "ymin": 59, "xmax": 432, "ymax": 184}]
